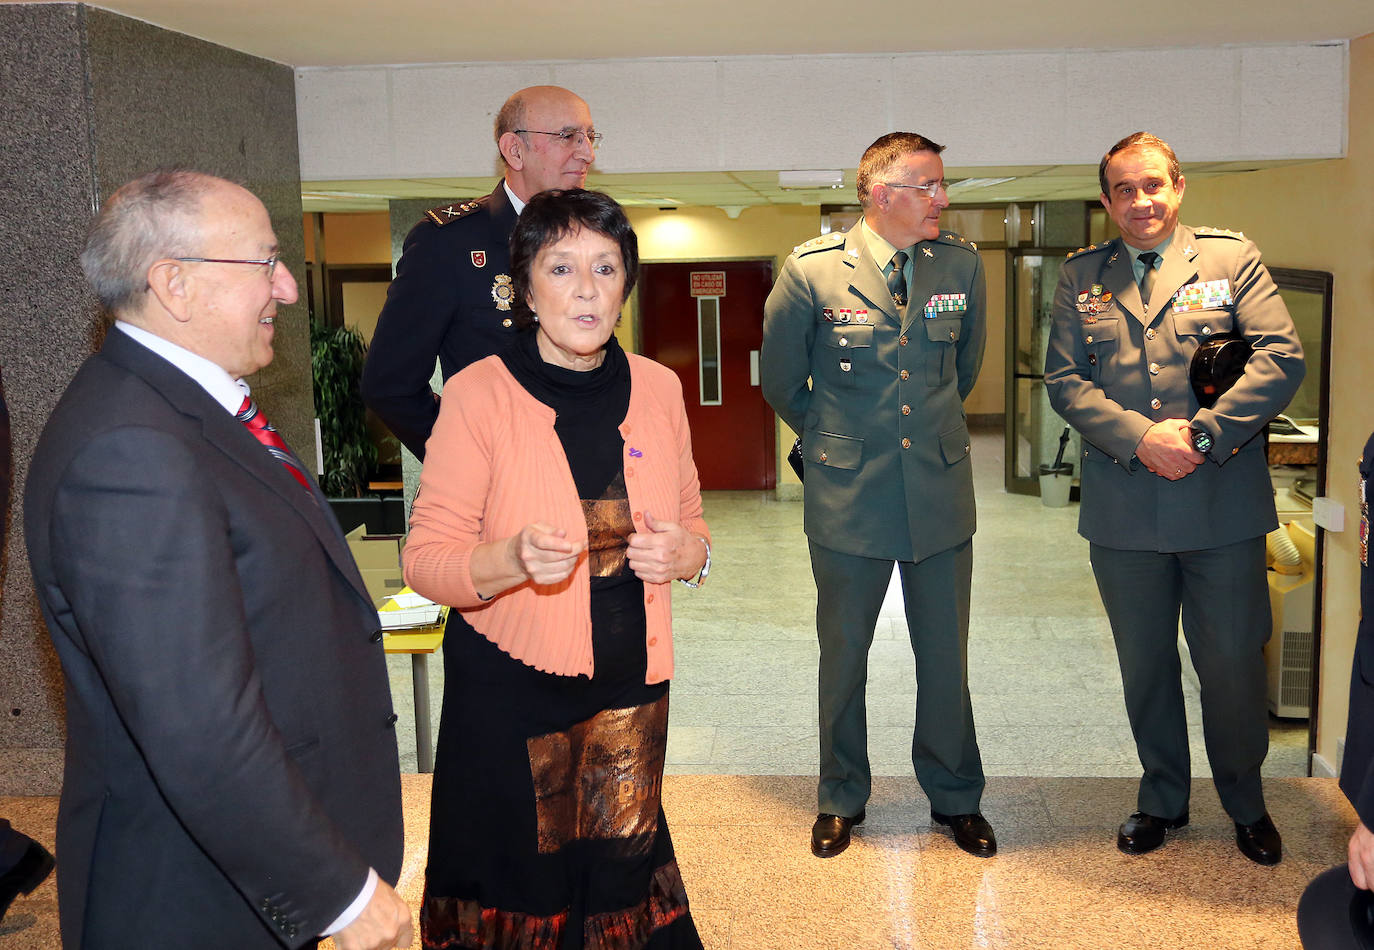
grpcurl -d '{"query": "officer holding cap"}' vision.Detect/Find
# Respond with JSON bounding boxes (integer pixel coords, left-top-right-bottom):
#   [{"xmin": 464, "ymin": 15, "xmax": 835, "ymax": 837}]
[{"xmin": 1044, "ymin": 131, "xmax": 1304, "ymax": 865}]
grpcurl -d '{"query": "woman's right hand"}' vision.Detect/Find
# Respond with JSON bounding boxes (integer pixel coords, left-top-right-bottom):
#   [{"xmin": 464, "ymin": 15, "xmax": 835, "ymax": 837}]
[{"xmin": 508, "ymin": 523, "xmax": 585, "ymax": 586}]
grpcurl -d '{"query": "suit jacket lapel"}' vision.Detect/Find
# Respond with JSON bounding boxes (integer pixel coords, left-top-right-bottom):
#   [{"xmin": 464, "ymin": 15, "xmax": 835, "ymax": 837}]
[
  {"xmin": 842, "ymin": 226, "xmax": 900, "ymax": 326},
  {"xmin": 100, "ymin": 332, "xmax": 375, "ymax": 611},
  {"xmin": 1100, "ymin": 240, "xmax": 1147, "ymax": 326},
  {"xmin": 1151, "ymin": 225, "xmax": 1200, "ymax": 324},
  {"xmin": 904, "ymin": 241, "xmax": 950, "ymax": 335}
]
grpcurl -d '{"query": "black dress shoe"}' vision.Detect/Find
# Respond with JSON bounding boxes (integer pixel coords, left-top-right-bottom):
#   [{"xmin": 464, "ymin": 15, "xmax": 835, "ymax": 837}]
[
  {"xmin": 1117, "ymin": 811, "xmax": 1189, "ymax": 855},
  {"xmin": 0, "ymin": 838, "xmax": 55, "ymax": 923},
  {"xmin": 931, "ymin": 811, "xmax": 997, "ymax": 858},
  {"xmin": 1235, "ymin": 813, "xmax": 1282, "ymax": 866},
  {"xmin": 811, "ymin": 810, "xmax": 864, "ymax": 858}
]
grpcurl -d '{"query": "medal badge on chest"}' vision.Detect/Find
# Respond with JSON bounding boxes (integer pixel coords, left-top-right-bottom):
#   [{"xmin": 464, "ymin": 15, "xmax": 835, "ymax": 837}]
[{"xmin": 491, "ymin": 274, "xmax": 514, "ymax": 311}]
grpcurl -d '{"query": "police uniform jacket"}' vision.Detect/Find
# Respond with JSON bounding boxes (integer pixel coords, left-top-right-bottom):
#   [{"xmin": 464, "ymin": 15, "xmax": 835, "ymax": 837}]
[
  {"xmin": 361, "ymin": 181, "xmax": 520, "ymax": 459},
  {"xmin": 1044, "ymin": 224, "xmax": 1304, "ymax": 553},
  {"xmin": 761, "ymin": 223, "xmax": 986, "ymax": 562},
  {"xmin": 1340, "ymin": 431, "xmax": 1374, "ymax": 827}
]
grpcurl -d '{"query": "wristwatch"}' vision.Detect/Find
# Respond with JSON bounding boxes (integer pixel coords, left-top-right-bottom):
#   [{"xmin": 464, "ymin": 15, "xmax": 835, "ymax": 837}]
[
  {"xmin": 678, "ymin": 537, "xmax": 711, "ymax": 589},
  {"xmin": 1190, "ymin": 427, "xmax": 1214, "ymax": 454}
]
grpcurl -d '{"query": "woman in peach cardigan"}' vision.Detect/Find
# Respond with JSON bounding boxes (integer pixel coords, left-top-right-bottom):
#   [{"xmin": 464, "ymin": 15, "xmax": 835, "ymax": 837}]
[{"xmin": 403, "ymin": 189, "xmax": 710, "ymax": 950}]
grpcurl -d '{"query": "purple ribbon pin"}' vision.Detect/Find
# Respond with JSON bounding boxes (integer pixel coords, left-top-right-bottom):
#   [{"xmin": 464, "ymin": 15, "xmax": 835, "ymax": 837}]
[{"xmin": 629, "ymin": 447, "xmax": 643, "ymax": 458}]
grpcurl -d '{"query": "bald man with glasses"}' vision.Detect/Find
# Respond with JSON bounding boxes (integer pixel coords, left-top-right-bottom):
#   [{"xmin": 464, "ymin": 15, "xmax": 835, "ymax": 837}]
[
  {"xmin": 761, "ymin": 131, "xmax": 995, "ymax": 860},
  {"xmin": 363, "ymin": 85, "xmax": 598, "ymax": 460}
]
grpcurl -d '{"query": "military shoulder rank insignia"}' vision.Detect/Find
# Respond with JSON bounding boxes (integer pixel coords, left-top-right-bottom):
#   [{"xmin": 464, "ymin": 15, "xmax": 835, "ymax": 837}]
[
  {"xmin": 938, "ymin": 231, "xmax": 977, "ymax": 252},
  {"xmin": 491, "ymin": 274, "xmax": 514, "ymax": 311},
  {"xmin": 1194, "ymin": 226, "xmax": 1245, "ymax": 241},
  {"xmin": 1171, "ymin": 278, "xmax": 1232, "ymax": 312},
  {"xmin": 1066, "ymin": 243, "xmax": 1109, "ymax": 261},
  {"xmin": 793, "ymin": 232, "xmax": 844, "ymax": 256},
  {"xmin": 425, "ymin": 196, "xmax": 488, "ymax": 227}
]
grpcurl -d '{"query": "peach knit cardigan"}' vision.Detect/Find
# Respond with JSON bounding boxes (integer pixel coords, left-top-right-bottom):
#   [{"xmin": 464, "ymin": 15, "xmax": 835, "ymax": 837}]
[{"xmin": 403, "ymin": 351, "xmax": 709, "ymax": 683}]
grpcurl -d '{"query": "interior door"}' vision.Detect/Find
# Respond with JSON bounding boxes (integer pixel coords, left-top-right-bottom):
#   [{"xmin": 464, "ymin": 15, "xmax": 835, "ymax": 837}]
[{"xmin": 637, "ymin": 260, "xmax": 776, "ymax": 490}]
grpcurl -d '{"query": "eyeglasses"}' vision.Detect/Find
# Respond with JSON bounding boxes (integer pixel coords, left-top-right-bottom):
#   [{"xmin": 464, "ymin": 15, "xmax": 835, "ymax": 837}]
[
  {"xmin": 174, "ymin": 255, "xmax": 280, "ymax": 278},
  {"xmin": 515, "ymin": 128, "xmax": 604, "ymax": 149},
  {"xmin": 880, "ymin": 179, "xmax": 947, "ymax": 198}
]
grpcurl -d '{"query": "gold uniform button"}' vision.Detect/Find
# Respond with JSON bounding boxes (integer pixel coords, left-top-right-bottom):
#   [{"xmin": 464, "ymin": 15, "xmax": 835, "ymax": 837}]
[
  {"xmin": 819, "ymin": 451, "xmax": 828, "ymax": 462},
  {"xmin": 899, "ymin": 335, "xmax": 908, "ymax": 346},
  {"xmin": 1085, "ymin": 334, "xmax": 1094, "ymax": 344},
  {"xmin": 901, "ymin": 405, "xmax": 911, "ymax": 416},
  {"xmin": 1202, "ymin": 326, "xmax": 1213, "ymax": 335},
  {"xmin": 1148, "ymin": 362, "xmax": 1161, "ymax": 375},
  {"xmin": 900, "ymin": 369, "xmax": 910, "ymax": 380},
  {"xmin": 502, "ymin": 318, "xmax": 513, "ymax": 328},
  {"xmin": 901, "ymin": 438, "xmax": 911, "ymax": 449},
  {"xmin": 1145, "ymin": 328, "xmax": 1156, "ymax": 340},
  {"xmin": 1151, "ymin": 397, "xmax": 1162, "ymax": 410},
  {"xmin": 839, "ymin": 337, "xmax": 849, "ymax": 347},
  {"xmin": 1232, "ymin": 447, "xmax": 1239, "ymax": 455},
  {"xmin": 949, "ymin": 329, "xmax": 956, "ymax": 341}
]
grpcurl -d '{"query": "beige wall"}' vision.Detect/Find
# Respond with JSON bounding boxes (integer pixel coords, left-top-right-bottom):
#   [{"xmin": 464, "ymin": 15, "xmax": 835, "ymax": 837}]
[
  {"xmin": 1180, "ymin": 32, "xmax": 1374, "ymax": 772},
  {"xmin": 303, "ymin": 211, "xmax": 393, "ymax": 264}
]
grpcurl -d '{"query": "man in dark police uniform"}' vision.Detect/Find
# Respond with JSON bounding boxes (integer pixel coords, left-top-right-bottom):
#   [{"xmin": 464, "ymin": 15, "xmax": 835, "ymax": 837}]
[
  {"xmin": 1044, "ymin": 132, "xmax": 1304, "ymax": 865},
  {"xmin": 761, "ymin": 132, "xmax": 994, "ymax": 860},
  {"xmin": 361, "ymin": 85, "xmax": 597, "ymax": 458}
]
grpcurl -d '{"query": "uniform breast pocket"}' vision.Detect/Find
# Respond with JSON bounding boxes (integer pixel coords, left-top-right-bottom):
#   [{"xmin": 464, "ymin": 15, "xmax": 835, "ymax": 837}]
[
  {"xmin": 1173, "ymin": 310, "xmax": 1235, "ymax": 344},
  {"xmin": 923, "ymin": 318, "xmax": 962, "ymax": 386},
  {"xmin": 823, "ymin": 324, "xmax": 874, "ymax": 385},
  {"xmin": 1081, "ymin": 320, "xmax": 1120, "ymax": 383}
]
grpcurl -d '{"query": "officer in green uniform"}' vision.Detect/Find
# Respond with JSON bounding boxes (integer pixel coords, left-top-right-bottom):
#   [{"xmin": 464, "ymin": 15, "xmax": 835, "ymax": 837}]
[
  {"xmin": 1044, "ymin": 132, "xmax": 1304, "ymax": 865},
  {"xmin": 362, "ymin": 85, "xmax": 598, "ymax": 459},
  {"xmin": 761, "ymin": 132, "xmax": 994, "ymax": 860}
]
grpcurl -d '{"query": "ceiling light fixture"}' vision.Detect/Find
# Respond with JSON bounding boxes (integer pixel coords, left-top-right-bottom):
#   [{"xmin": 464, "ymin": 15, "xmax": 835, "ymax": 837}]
[{"xmin": 779, "ymin": 170, "xmax": 844, "ymax": 190}]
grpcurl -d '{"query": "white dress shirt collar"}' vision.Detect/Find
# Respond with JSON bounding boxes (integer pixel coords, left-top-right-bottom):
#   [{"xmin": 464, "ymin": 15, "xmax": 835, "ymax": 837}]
[{"xmin": 115, "ymin": 321, "xmax": 249, "ymax": 415}]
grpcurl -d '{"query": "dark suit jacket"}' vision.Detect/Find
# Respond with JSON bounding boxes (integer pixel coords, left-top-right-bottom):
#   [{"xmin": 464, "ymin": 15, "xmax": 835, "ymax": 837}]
[
  {"xmin": 761, "ymin": 224, "xmax": 986, "ymax": 562},
  {"xmin": 1044, "ymin": 224, "xmax": 1304, "ymax": 552},
  {"xmin": 361, "ymin": 181, "xmax": 520, "ymax": 459},
  {"xmin": 24, "ymin": 329, "xmax": 403, "ymax": 949},
  {"xmin": 1341, "ymin": 431, "xmax": 1374, "ymax": 826}
]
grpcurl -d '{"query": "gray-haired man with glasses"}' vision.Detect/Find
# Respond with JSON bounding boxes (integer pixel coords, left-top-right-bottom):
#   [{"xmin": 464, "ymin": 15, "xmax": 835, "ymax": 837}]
[
  {"xmin": 761, "ymin": 131, "xmax": 994, "ymax": 860},
  {"xmin": 363, "ymin": 85, "xmax": 598, "ymax": 459}
]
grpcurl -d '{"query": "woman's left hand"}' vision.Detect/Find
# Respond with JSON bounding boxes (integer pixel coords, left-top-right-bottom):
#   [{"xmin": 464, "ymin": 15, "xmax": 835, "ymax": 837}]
[{"xmin": 627, "ymin": 512, "xmax": 706, "ymax": 585}]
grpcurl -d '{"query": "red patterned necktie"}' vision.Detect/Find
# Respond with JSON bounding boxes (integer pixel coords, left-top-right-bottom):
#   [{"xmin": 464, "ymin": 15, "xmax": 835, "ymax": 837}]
[{"xmin": 236, "ymin": 395, "xmax": 312, "ymax": 492}]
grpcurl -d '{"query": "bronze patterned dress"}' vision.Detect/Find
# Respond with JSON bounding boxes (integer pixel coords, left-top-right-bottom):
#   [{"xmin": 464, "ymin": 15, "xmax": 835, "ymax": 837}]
[{"xmin": 420, "ymin": 334, "xmax": 702, "ymax": 950}]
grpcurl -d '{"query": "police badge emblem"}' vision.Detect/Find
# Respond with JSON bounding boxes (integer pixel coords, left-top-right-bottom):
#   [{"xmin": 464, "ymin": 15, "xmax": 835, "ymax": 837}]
[{"xmin": 491, "ymin": 274, "xmax": 514, "ymax": 311}]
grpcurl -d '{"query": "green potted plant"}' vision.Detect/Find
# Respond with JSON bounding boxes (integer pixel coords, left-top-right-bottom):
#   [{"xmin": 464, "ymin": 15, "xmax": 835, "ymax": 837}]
[{"xmin": 310, "ymin": 320, "xmax": 376, "ymax": 498}]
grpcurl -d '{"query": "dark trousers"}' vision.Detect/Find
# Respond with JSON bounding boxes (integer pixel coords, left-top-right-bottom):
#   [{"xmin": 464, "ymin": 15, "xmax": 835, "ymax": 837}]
[
  {"xmin": 1090, "ymin": 536, "xmax": 1271, "ymax": 823},
  {"xmin": 809, "ymin": 539, "xmax": 984, "ymax": 817}
]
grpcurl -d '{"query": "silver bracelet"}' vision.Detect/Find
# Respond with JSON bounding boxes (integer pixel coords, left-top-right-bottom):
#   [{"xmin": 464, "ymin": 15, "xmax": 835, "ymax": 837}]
[{"xmin": 678, "ymin": 536, "xmax": 711, "ymax": 589}]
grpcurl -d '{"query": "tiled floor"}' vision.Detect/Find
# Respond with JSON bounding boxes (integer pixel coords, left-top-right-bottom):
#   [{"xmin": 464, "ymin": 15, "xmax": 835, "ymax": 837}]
[{"xmin": 0, "ymin": 772, "xmax": 1354, "ymax": 948}]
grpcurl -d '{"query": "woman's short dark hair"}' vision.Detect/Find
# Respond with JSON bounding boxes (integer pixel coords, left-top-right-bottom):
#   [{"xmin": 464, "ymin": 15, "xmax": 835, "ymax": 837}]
[{"xmin": 509, "ymin": 189, "xmax": 639, "ymax": 330}]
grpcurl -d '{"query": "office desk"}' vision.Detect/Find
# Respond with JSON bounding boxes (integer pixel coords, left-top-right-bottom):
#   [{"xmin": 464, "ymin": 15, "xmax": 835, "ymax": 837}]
[{"xmin": 380, "ymin": 599, "xmax": 447, "ymax": 774}]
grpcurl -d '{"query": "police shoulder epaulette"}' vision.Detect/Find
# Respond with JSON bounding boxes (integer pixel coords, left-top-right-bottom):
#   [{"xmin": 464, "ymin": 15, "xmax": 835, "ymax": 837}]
[
  {"xmin": 938, "ymin": 231, "xmax": 979, "ymax": 253},
  {"xmin": 425, "ymin": 196, "xmax": 488, "ymax": 227},
  {"xmin": 792, "ymin": 232, "xmax": 844, "ymax": 256},
  {"xmin": 1065, "ymin": 243, "xmax": 1111, "ymax": 261},
  {"xmin": 1194, "ymin": 226, "xmax": 1245, "ymax": 240}
]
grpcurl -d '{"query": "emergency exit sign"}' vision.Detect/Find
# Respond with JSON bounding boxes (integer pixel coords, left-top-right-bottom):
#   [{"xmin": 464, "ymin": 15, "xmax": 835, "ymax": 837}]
[{"xmin": 690, "ymin": 271, "xmax": 726, "ymax": 297}]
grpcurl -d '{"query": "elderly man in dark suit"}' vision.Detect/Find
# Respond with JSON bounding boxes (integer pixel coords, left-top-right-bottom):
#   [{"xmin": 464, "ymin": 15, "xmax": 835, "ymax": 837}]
[
  {"xmin": 762, "ymin": 132, "xmax": 993, "ymax": 860},
  {"xmin": 362, "ymin": 85, "xmax": 597, "ymax": 459},
  {"xmin": 1045, "ymin": 132, "xmax": 1304, "ymax": 865},
  {"xmin": 25, "ymin": 171, "xmax": 409, "ymax": 948}
]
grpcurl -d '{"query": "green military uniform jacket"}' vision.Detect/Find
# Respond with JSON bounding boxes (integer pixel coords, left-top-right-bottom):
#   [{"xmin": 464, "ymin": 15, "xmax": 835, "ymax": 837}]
[
  {"xmin": 1043, "ymin": 224, "xmax": 1305, "ymax": 552},
  {"xmin": 761, "ymin": 223, "xmax": 986, "ymax": 562}
]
